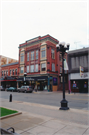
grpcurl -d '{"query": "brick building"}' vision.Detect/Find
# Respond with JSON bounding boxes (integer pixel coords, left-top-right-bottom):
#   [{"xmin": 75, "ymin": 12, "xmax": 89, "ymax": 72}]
[
  {"xmin": 17, "ymin": 34, "xmax": 69, "ymax": 91},
  {"xmin": 1, "ymin": 61, "xmax": 18, "ymax": 88}
]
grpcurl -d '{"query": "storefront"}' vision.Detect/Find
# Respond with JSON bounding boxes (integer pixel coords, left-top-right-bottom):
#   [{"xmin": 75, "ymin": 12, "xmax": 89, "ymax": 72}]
[
  {"xmin": 1, "ymin": 76, "xmax": 17, "ymax": 89},
  {"xmin": 69, "ymin": 72, "xmax": 89, "ymax": 93},
  {"xmin": 17, "ymin": 75, "xmax": 58, "ymax": 91}
]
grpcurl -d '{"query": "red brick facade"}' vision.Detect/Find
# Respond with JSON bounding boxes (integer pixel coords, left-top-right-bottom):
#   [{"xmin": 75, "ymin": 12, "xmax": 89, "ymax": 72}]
[{"xmin": 0, "ymin": 35, "xmax": 69, "ymax": 91}]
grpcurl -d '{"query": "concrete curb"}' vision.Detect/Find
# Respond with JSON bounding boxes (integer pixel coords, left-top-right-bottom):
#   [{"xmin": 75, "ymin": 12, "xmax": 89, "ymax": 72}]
[{"xmin": 0, "ymin": 112, "xmax": 22, "ymax": 120}]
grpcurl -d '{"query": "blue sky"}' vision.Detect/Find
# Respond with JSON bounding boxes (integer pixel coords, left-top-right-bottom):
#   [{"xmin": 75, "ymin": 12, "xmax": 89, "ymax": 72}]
[{"xmin": 0, "ymin": 0, "xmax": 89, "ymax": 59}]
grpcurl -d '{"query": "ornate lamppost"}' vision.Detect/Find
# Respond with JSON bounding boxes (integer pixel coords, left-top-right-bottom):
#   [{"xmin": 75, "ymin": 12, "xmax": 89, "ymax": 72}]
[{"xmin": 56, "ymin": 42, "xmax": 70, "ymax": 110}]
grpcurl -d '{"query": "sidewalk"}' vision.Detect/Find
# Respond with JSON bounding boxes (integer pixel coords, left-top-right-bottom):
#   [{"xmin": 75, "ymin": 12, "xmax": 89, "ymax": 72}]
[{"xmin": 0, "ymin": 98, "xmax": 89, "ymax": 135}]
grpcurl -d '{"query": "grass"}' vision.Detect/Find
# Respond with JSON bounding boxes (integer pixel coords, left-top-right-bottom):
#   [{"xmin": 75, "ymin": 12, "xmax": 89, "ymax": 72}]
[{"xmin": 0, "ymin": 107, "xmax": 18, "ymax": 117}]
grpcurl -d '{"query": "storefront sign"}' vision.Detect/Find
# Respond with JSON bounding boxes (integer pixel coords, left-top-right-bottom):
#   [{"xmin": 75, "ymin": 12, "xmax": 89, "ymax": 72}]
[{"xmin": 53, "ymin": 77, "xmax": 57, "ymax": 85}]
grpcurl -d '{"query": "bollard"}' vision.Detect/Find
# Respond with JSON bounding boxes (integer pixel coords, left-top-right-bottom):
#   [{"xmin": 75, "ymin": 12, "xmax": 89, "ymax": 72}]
[{"xmin": 9, "ymin": 94, "xmax": 12, "ymax": 102}]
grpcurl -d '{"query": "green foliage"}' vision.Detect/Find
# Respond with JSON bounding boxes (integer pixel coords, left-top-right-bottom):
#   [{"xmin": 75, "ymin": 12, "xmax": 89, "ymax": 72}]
[{"xmin": 0, "ymin": 107, "xmax": 18, "ymax": 117}]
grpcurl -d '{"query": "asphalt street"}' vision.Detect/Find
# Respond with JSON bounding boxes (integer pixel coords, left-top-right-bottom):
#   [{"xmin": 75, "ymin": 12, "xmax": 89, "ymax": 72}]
[{"xmin": 0, "ymin": 91, "xmax": 89, "ymax": 110}]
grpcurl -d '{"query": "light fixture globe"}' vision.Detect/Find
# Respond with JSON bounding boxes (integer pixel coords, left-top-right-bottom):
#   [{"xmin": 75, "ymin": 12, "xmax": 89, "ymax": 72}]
[
  {"xmin": 24, "ymin": 72, "xmax": 27, "ymax": 77},
  {"xmin": 56, "ymin": 44, "xmax": 59, "ymax": 48},
  {"xmin": 60, "ymin": 42, "xmax": 65, "ymax": 46}
]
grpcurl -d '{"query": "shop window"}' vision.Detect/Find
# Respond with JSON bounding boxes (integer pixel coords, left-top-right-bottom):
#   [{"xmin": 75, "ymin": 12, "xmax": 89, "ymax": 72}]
[
  {"xmin": 51, "ymin": 49, "xmax": 55, "ymax": 59},
  {"xmin": 31, "ymin": 51, "xmax": 34, "ymax": 60},
  {"xmin": 20, "ymin": 52, "xmax": 24, "ymax": 62},
  {"xmin": 35, "ymin": 64, "xmax": 38, "ymax": 72},
  {"xmin": 41, "ymin": 63, "xmax": 46, "ymax": 71},
  {"xmin": 36, "ymin": 50, "xmax": 38, "ymax": 59},
  {"xmin": 27, "ymin": 65, "xmax": 29, "ymax": 73},
  {"xmin": 52, "ymin": 63, "xmax": 55, "ymax": 72},
  {"xmin": 41, "ymin": 47, "xmax": 46, "ymax": 58},
  {"xmin": 27, "ymin": 52, "xmax": 29, "ymax": 61},
  {"xmin": 31, "ymin": 65, "xmax": 34, "ymax": 72},
  {"xmin": 20, "ymin": 67, "xmax": 24, "ymax": 73}
]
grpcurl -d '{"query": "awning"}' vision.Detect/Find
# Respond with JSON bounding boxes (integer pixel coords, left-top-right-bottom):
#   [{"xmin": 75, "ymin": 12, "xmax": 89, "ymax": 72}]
[
  {"xmin": 0, "ymin": 76, "xmax": 17, "ymax": 81},
  {"xmin": 17, "ymin": 78, "xmax": 24, "ymax": 82}
]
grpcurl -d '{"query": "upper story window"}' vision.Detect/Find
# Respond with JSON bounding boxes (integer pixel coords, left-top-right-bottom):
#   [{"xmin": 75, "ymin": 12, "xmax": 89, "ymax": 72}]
[
  {"xmin": 4, "ymin": 71, "xmax": 5, "ymax": 76},
  {"xmin": 27, "ymin": 65, "xmax": 29, "ymax": 73},
  {"xmin": 6, "ymin": 70, "xmax": 8, "ymax": 76},
  {"xmin": 52, "ymin": 63, "xmax": 55, "ymax": 72},
  {"xmin": 20, "ymin": 52, "xmax": 24, "ymax": 62},
  {"xmin": 27, "ymin": 52, "xmax": 29, "ymax": 61},
  {"xmin": 2, "ymin": 71, "xmax": 3, "ymax": 76},
  {"xmin": 10, "ymin": 70, "xmax": 12, "ymax": 76},
  {"xmin": 41, "ymin": 47, "xmax": 46, "ymax": 58},
  {"xmin": 31, "ymin": 65, "xmax": 34, "ymax": 72},
  {"xmin": 15, "ymin": 69, "xmax": 17, "ymax": 75},
  {"xmin": 20, "ymin": 67, "xmax": 24, "ymax": 74},
  {"xmin": 36, "ymin": 50, "xmax": 38, "ymax": 59},
  {"xmin": 51, "ymin": 49, "xmax": 55, "ymax": 59},
  {"xmin": 12, "ymin": 69, "xmax": 14, "ymax": 75},
  {"xmin": 60, "ymin": 67, "xmax": 62, "ymax": 73},
  {"xmin": 59, "ymin": 53, "xmax": 62, "ymax": 61},
  {"xmin": 31, "ymin": 51, "xmax": 34, "ymax": 60},
  {"xmin": 41, "ymin": 63, "xmax": 46, "ymax": 71},
  {"xmin": 35, "ymin": 64, "xmax": 38, "ymax": 72}
]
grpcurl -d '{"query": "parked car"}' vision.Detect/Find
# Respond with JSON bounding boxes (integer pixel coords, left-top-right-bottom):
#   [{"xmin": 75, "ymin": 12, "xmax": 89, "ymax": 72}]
[
  {"xmin": 17, "ymin": 86, "xmax": 33, "ymax": 93},
  {"xmin": 0, "ymin": 86, "xmax": 5, "ymax": 91},
  {"xmin": 6, "ymin": 87, "xmax": 17, "ymax": 92}
]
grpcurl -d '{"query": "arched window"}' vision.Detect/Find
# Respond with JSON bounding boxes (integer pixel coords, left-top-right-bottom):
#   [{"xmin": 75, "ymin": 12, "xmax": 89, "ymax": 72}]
[
  {"xmin": 2, "ymin": 71, "xmax": 3, "ymax": 76},
  {"xmin": 12, "ymin": 69, "xmax": 14, "ymax": 75},
  {"xmin": 10, "ymin": 70, "xmax": 12, "ymax": 76},
  {"xmin": 15, "ymin": 69, "xmax": 17, "ymax": 75}
]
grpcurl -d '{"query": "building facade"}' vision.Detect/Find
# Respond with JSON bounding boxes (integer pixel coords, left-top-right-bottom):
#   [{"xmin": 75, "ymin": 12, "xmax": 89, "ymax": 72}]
[
  {"xmin": 17, "ymin": 34, "xmax": 69, "ymax": 91},
  {"xmin": 1, "ymin": 62, "xmax": 19, "ymax": 88},
  {"xmin": 68, "ymin": 47, "xmax": 89, "ymax": 93}
]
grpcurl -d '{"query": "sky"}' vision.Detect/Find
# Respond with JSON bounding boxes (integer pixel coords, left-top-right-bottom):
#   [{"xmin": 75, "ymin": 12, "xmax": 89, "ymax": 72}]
[{"xmin": 0, "ymin": 0, "xmax": 89, "ymax": 60}]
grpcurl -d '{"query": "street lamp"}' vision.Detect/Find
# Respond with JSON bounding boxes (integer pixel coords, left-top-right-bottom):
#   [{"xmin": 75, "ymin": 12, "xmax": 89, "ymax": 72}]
[{"xmin": 56, "ymin": 42, "xmax": 70, "ymax": 110}]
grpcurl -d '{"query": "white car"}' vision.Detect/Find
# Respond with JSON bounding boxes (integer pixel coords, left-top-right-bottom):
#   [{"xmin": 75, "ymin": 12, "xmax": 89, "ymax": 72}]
[{"xmin": 17, "ymin": 86, "xmax": 33, "ymax": 93}]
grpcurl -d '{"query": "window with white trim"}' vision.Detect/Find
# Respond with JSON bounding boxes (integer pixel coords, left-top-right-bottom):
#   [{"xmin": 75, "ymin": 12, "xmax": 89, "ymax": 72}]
[
  {"xmin": 36, "ymin": 50, "xmax": 38, "ymax": 59},
  {"xmin": 31, "ymin": 51, "xmax": 34, "ymax": 60},
  {"xmin": 35, "ymin": 64, "xmax": 38, "ymax": 72},
  {"xmin": 51, "ymin": 49, "xmax": 55, "ymax": 59},
  {"xmin": 41, "ymin": 47, "xmax": 46, "ymax": 58},
  {"xmin": 52, "ymin": 63, "xmax": 55, "ymax": 72},
  {"xmin": 27, "ymin": 52, "xmax": 29, "ymax": 61},
  {"xmin": 41, "ymin": 63, "xmax": 46, "ymax": 71},
  {"xmin": 31, "ymin": 65, "xmax": 34, "ymax": 72},
  {"xmin": 20, "ymin": 67, "xmax": 24, "ymax": 73},
  {"xmin": 20, "ymin": 52, "xmax": 24, "ymax": 62},
  {"xmin": 27, "ymin": 65, "xmax": 29, "ymax": 73}
]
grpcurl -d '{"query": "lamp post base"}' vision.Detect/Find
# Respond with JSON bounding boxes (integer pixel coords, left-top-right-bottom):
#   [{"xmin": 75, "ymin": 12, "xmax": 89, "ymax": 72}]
[{"xmin": 59, "ymin": 99, "xmax": 69, "ymax": 110}]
